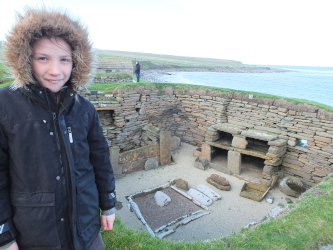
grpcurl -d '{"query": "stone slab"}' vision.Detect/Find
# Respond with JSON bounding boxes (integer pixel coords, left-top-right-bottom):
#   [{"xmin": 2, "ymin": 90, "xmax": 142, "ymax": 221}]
[
  {"xmin": 119, "ymin": 143, "xmax": 159, "ymax": 164},
  {"xmin": 110, "ymin": 146, "xmax": 121, "ymax": 175},
  {"xmin": 160, "ymin": 131, "xmax": 172, "ymax": 166},
  {"xmin": 241, "ymin": 129, "xmax": 279, "ymax": 141},
  {"xmin": 197, "ymin": 184, "xmax": 222, "ymax": 201},
  {"xmin": 145, "ymin": 157, "xmax": 159, "ymax": 170},
  {"xmin": 212, "ymin": 123, "xmax": 245, "ymax": 135},
  {"xmin": 201, "ymin": 143, "xmax": 211, "ymax": 162},
  {"xmin": 228, "ymin": 150, "xmax": 242, "ymax": 175},
  {"xmin": 231, "ymin": 136, "xmax": 248, "ymax": 149},
  {"xmin": 188, "ymin": 188, "xmax": 213, "ymax": 206},
  {"xmin": 194, "ymin": 157, "xmax": 209, "ymax": 170}
]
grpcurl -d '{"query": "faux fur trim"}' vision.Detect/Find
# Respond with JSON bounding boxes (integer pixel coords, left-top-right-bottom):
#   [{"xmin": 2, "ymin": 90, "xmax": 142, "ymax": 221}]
[{"xmin": 4, "ymin": 6, "xmax": 93, "ymax": 87}]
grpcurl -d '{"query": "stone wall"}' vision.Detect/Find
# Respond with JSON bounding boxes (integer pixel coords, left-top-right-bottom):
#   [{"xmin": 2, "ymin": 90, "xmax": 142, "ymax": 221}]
[
  {"xmin": 79, "ymin": 86, "xmax": 333, "ymax": 185},
  {"xmin": 94, "ymin": 75, "xmax": 132, "ymax": 83}
]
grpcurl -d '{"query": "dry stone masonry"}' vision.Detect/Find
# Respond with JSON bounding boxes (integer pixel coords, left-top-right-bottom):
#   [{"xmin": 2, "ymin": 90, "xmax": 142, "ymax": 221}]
[{"xmin": 79, "ymin": 86, "xmax": 333, "ymax": 187}]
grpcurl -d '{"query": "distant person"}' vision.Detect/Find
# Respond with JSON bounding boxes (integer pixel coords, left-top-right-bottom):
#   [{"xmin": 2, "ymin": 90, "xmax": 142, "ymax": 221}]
[
  {"xmin": 135, "ymin": 61, "xmax": 141, "ymax": 82},
  {"xmin": 0, "ymin": 6, "xmax": 116, "ymax": 250}
]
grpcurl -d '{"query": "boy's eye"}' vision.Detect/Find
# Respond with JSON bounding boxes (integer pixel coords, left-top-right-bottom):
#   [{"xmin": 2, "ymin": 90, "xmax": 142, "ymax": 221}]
[
  {"xmin": 38, "ymin": 57, "xmax": 47, "ymax": 61},
  {"xmin": 61, "ymin": 58, "xmax": 71, "ymax": 62}
]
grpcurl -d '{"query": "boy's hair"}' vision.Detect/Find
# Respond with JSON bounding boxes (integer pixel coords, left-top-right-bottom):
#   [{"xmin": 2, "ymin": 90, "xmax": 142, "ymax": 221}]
[{"xmin": 4, "ymin": 6, "xmax": 93, "ymax": 88}]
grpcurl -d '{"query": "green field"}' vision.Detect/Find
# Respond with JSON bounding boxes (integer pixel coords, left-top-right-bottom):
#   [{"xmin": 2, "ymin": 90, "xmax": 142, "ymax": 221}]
[{"xmin": 95, "ymin": 49, "xmax": 254, "ymax": 71}]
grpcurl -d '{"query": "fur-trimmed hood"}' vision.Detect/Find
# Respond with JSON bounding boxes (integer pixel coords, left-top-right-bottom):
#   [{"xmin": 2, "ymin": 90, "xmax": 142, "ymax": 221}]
[{"xmin": 4, "ymin": 7, "xmax": 93, "ymax": 88}]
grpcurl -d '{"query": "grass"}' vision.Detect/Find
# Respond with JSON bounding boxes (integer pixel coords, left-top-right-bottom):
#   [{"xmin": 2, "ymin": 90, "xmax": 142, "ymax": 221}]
[
  {"xmin": 0, "ymin": 61, "xmax": 13, "ymax": 87},
  {"xmin": 95, "ymin": 72, "xmax": 133, "ymax": 79},
  {"xmin": 102, "ymin": 175, "xmax": 333, "ymax": 249},
  {"xmin": 95, "ymin": 49, "xmax": 250, "ymax": 71}
]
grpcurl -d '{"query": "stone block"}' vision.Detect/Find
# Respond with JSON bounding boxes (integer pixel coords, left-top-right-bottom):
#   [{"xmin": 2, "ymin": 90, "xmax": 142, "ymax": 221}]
[
  {"xmin": 210, "ymin": 174, "xmax": 229, "ymax": 186},
  {"xmin": 171, "ymin": 136, "xmax": 181, "ymax": 151},
  {"xmin": 268, "ymin": 139, "xmax": 288, "ymax": 147},
  {"xmin": 201, "ymin": 143, "xmax": 211, "ymax": 161},
  {"xmin": 145, "ymin": 157, "xmax": 159, "ymax": 170},
  {"xmin": 155, "ymin": 191, "xmax": 171, "ymax": 207},
  {"xmin": 175, "ymin": 178, "xmax": 189, "ymax": 191},
  {"xmin": 212, "ymin": 123, "xmax": 245, "ymax": 134},
  {"xmin": 160, "ymin": 131, "xmax": 172, "ymax": 166},
  {"xmin": 206, "ymin": 177, "xmax": 231, "ymax": 191},
  {"xmin": 228, "ymin": 150, "xmax": 241, "ymax": 175},
  {"xmin": 193, "ymin": 148, "xmax": 202, "ymax": 158},
  {"xmin": 194, "ymin": 157, "xmax": 209, "ymax": 170},
  {"xmin": 231, "ymin": 136, "xmax": 248, "ymax": 149},
  {"xmin": 139, "ymin": 104, "xmax": 146, "ymax": 115},
  {"xmin": 268, "ymin": 146, "xmax": 286, "ymax": 154},
  {"xmin": 121, "ymin": 159, "xmax": 146, "ymax": 174},
  {"xmin": 110, "ymin": 146, "xmax": 121, "ymax": 175}
]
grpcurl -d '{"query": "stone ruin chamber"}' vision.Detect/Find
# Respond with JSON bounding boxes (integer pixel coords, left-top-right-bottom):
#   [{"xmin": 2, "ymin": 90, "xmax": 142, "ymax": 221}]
[{"xmin": 200, "ymin": 123, "xmax": 287, "ymax": 186}]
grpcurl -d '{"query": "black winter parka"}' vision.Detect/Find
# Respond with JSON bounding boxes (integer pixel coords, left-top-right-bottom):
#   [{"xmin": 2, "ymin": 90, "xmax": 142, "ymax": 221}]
[{"xmin": 0, "ymin": 84, "xmax": 116, "ymax": 249}]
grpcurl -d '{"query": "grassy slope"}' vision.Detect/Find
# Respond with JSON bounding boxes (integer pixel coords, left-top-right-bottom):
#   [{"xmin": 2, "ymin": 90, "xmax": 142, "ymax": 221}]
[
  {"xmin": 0, "ymin": 42, "xmax": 13, "ymax": 87},
  {"xmin": 95, "ymin": 49, "xmax": 249, "ymax": 70}
]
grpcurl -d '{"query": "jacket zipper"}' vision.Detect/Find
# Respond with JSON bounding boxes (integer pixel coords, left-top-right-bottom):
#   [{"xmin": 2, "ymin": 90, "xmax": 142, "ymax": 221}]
[
  {"xmin": 67, "ymin": 127, "xmax": 73, "ymax": 143},
  {"xmin": 52, "ymin": 112, "xmax": 75, "ymax": 249}
]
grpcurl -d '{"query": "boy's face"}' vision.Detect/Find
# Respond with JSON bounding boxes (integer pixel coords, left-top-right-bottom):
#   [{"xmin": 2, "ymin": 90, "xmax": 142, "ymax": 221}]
[{"xmin": 32, "ymin": 36, "xmax": 73, "ymax": 93}]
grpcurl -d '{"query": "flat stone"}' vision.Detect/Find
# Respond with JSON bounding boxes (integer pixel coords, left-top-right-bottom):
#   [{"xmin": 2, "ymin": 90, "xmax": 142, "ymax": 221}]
[
  {"xmin": 188, "ymin": 188, "xmax": 213, "ymax": 206},
  {"xmin": 268, "ymin": 205, "xmax": 284, "ymax": 218},
  {"xmin": 155, "ymin": 191, "xmax": 171, "ymax": 207},
  {"xmin": 201, "ymin": 143, "xmax": 211, "ymax": 162},
  {"xmin": 320, "ymin": 245, "xmax": 333, "ymax": 250},
  {"xmin": 268, "ymin": 139, "xmax": 288, "ymax": 146},
  {"xmin": 139, "ymin": 104, "xmax": 146, "ymax": 115},
  {"xmin": 171, "ymin": 136, "xmax": 181, "ymax": 151},
  {"xmin": 206, "ymin": 177, "xmax": 231, "ymax": 191},
  {"xmin": 145, "ymin": 158, "xmax": 159, "ymax": 170},
  {"xmin": 194, "ymin": 157, "xmax": 209, "ymax": 170},
  {"xmin": 212, "ymin": 123, "xmax": 245, "ymax": 135},
  {"xmin": 210, "ymin": 174, "xmax": 229, "ymax": 186},
  {"xmin": 241, "ymin": 129, "xmax": 279, "ymax": 141},
  {"xmin": 228, "ymin": 150, "xmax": 241, "ymax": 175},
  {"xmin": 160, "ymin": 131, "xmax": 172, "ymax": 166},
  {"xmin": 110, "ymin": 146, "xmax": 121, "ymax": 175},
  {"xmin": 231, "ymin": 136, "xmax": 248, "ymax": 149},
  {"xmin": 265, "ymin": 196, "xmax": 274, "ymax": 204},
  {"xmin": 175, "ymin": 178, "xmax": 189, "ymax": 191},
  {"xmin": 197, "ymin": 184, "xmax": 222, "ymax": 201}
]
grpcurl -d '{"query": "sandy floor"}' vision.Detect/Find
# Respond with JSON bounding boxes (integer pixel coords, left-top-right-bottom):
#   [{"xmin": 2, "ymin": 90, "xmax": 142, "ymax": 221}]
[{"xmin": 115, "ymin": 143, "xmax": 295, "ymax": 242}]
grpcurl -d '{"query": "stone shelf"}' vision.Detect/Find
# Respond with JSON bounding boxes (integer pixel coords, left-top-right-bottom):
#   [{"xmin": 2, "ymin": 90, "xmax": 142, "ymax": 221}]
[{"xmin": 206, "ymin": 139, "xmax": 271, "ymax": 160}]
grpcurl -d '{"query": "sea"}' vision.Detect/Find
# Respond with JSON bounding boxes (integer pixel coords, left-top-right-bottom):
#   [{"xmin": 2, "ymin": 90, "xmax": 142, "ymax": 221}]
[{"xmin": 161, "ymin": 65, "xmax": 333, "ymax": 107}]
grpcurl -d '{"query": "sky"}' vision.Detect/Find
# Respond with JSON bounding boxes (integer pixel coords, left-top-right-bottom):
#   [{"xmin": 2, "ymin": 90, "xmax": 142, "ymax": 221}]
[{"xmin": 0, "ymin": 0, "xmax": 332, "ymax": 67}]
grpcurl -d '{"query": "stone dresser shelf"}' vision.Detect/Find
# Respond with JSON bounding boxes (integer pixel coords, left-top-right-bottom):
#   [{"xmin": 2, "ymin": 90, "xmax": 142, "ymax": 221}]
[
  {"xmin": 206, "ymin": 139, "xmax": 271, "ymax": 160},
  {"xmin": 201, "ymin": 123, "xmax": 287, "ymax": 184}
]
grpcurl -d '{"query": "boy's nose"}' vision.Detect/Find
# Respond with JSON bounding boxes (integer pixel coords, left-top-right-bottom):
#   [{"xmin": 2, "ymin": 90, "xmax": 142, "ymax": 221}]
[{"xmin": 48, "ymin": 61, "xmax": 61, "ymax": 75}]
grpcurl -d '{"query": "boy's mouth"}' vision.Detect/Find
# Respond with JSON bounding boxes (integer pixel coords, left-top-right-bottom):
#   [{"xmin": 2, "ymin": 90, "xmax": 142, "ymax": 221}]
[{"xmin": 47, "ymin": 79, "xmax": 62, "ymax": 84}]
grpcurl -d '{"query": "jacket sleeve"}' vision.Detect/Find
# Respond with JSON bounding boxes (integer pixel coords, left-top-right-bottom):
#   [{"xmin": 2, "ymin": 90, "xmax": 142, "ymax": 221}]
[
  {"xmin": 0, "ymin": 125, "xmax": 17, "ymax": 247},
  {"xmin": 87, "ymin": 108, "xmax": 117, "ymax": 211}
]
